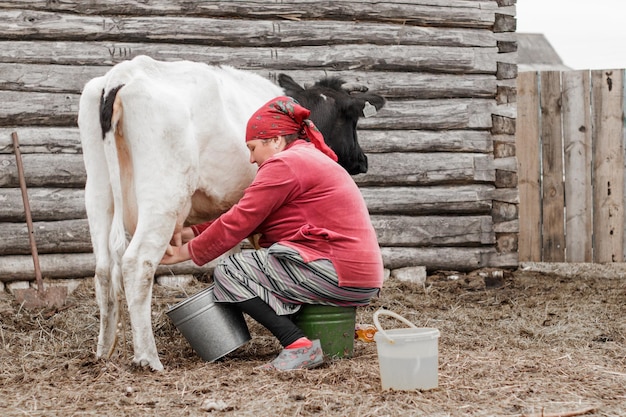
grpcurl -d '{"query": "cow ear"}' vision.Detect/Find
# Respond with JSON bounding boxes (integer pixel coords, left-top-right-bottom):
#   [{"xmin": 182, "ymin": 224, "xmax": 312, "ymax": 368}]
[
  {"xmin": 352, "ymin": 93, "xmax": 386, "ymax": 118},
  {"xmin": 278, "ymin": 74, "xmax": 305, "ymax": 95}
]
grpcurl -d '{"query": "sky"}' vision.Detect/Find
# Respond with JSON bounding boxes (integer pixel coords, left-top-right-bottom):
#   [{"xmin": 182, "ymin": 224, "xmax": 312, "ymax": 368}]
[{"xmin": 516, "ymin": 0, "xmax": 626, "ymax": 70}]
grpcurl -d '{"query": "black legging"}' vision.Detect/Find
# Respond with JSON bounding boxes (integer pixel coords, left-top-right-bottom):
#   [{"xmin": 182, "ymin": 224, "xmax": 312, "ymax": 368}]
[{"xmin": 234, "ymin": 297, "xmax": 306, "ymax": 348}]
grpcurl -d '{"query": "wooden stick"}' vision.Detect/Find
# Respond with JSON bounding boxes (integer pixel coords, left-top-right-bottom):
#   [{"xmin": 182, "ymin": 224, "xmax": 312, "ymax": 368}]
[
  {"xmin": 12, "ymin": 131, "xmax": 44, "ymax": 294},
  {"xmin": 521, "ymin": 406, "xmax": 596, "ymax": 417}
]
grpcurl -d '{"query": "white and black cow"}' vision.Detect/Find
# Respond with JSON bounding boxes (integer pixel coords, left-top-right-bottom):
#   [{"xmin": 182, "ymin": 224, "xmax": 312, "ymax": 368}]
[{"xmin": 77, "ymin": 55, "xmax": 384, "ymax": 371}]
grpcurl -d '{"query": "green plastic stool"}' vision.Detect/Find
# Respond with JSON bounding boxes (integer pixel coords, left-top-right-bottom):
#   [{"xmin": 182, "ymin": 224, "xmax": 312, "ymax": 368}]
[{"xmin": 294, "ymin": 305, "xmax": 356, "ymax": 358}]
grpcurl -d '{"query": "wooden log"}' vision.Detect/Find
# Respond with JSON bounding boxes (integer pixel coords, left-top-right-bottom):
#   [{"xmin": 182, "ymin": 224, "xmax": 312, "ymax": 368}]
[
  {"xmin": 338, "ymin": 130, "xmax": 494, "ymax": 153},
  {"xmin": 1, "ymin": 10, "xmax": 496, "ymax": 48},
  {"xmin": 0, "ymin": 63, "xmax": 104, "ymax": 94},
  {"xmin": 2, "ymin": 219, "xmax": 91, "ymax": 255},
  {"xmin": 0, "ymin": 41, "xmax": 499, "ymax": 74},
  {"xmin": 491, "ymin": 187, "xmax": 518, "ymax": 204},
  {"xmin": 268, "ymin": 71, "xmax": 498, "ymax": 100},
  {"xmin": 360, "ymin": 185, "xmax": 493, "ymax": 214},
  {"xmin": 0, "ymin": 188, "xmax": 85, "ymax": 221},
  {"xmin": 495, "ymin": 169, "xmax": 516, "ymax": 189},
  {"xmin": 493, "ymin": 137, "xmax": 515, "ymax": 159},
  {"xmin": 0, "ymin": 127, "xmax": 81, "ymax": 154},
  {"xmin": 0, "ymin": 127, "xmax": 495, "ymax": 155},
  {"xmin": 0, "ymin": 63, "xmax": 497, "ymax": 99},
  {"xmin": 0, "ymin": 150, "xmax": 492, "ymax": 188},
  {"xmin": 0, "ymin": 63, "xmax": 107, "ymax": 95},
  {"xmin": 491, "ymin": 114, "xmax": 515, "ymax": 136},
  {"xmin": 0, "ymin": 252, "xmax": 216, "ymax": 283},
  {"xmin": 496, "ymin": 61, "xmax": 517, "ymax": 81},
  {"xmin": 381, "ymin": 246, "xmax": 518, "ymax": 271},
  {"xmin": 496, "ymin": 82, "xmax": 517, "ymax": 104},
  {"xmin": 0, "ymin": 153, "xmax": 86, "ymax": 187},
  {"xmin": 0, "ymin": 246, "xmax": 516, "ymax": 283},
  {"xmin": 493, "ymin": 156, "xmax": 517, "ymax": 172},
  {"xmin": 0, "ymin": 185, "xmax": 492, "ymax": 222},
  {"xmin": 3, "ymin": 213, "xmax": 495, "ymax": 256},
  {"xmin": 372, "ymin": 215, "xmax": 494, "ymax": 246},
  {"xmin": 0, "ymin": 89, "xmax": 496, "ymax": 130},
  {"xmin": 495, "ymin": 232, "xmax": 517, "ymax": 253},
  {"xmin": 494, "ymin": 219, "xmax": 518, "ymax": 234},
  {"xmin": 0, "ymin": 253, "xmax": 96, "ymax": 282},
  {"xmin": 357, "ymin": 99, "xmax": 495, "ymax": 130},
  {"xmin": 355, "ymin": 153, "xmax": 494, "ymax": 186},
  {"xmin": 492, "ymin": 200, "xmax": 517, "ymax": 223},
  {"xmin": 0, "ymin": 91, "xmax": 80, "ymax": 127},
  {"xmin": 0, "ymin": 1, "xmax": 499, "ymax": 28}
]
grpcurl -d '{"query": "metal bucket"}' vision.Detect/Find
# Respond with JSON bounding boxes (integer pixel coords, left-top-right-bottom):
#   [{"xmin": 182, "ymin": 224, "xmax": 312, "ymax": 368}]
[
  {"xmin": 166, "ymin": 285, "xmax": 251, "ymax": 362},
  {"xmin": 294, "ymin": 305, "xmax": 356, "ymax": 358}
]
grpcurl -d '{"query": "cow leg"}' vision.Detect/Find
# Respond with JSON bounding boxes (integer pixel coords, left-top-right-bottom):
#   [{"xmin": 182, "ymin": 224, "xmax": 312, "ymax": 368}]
[
  {"xmin": 120, "ymin": 218, "xmax": 176, "ymax": 372},
  {"xmin": 86, "ymin": 170, "xmax": 119, "ymax": 360},
  {"xmin": 85, "ymin": 156, "xmax": 121, "ymax": 358},
  {"xmin": 84, "ymin": 164, "xmax": 120, "ymax": 359},
  {"xmin": 93, "ymin": 228, "xmax": 121, "ymax": 360},
  {"xmin": 121, "ymin": 257, "xmax": 161, "ymax": 371}
]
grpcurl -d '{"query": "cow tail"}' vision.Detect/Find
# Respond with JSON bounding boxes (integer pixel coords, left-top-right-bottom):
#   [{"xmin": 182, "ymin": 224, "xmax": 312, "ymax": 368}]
[{"xmin": 100, "ymin": 84, "xmax": 129, "ymax": 290}]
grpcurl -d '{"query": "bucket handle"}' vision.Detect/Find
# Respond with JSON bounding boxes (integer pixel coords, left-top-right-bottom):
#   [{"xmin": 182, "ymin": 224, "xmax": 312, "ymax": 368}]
[{"xmin": 373, "ymin": 309, "xmax": 417, "ymax": 344}]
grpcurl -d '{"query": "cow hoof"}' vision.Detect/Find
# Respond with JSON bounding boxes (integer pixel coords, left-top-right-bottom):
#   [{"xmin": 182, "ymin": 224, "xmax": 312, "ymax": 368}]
[{"xmin": 133, "ymin": 357, "xmax": 164, "ymax": 372}]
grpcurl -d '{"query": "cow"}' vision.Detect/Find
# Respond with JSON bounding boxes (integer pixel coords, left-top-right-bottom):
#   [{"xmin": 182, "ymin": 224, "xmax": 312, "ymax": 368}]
[{"xmin": 77, "ymin": 55, "xmax": 385, "ymax": 371}]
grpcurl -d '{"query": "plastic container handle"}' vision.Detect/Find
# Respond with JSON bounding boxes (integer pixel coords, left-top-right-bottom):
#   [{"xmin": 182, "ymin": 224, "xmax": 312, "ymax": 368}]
[{"xmin": 373, "ymin": 309, "xmax": 417, "ymax": 344}]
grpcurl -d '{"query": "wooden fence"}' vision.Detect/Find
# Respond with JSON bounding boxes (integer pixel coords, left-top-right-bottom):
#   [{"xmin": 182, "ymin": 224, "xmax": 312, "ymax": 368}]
[{"xmin": 517, "ymin": 69, "xmax": 626, "ymax": 263}]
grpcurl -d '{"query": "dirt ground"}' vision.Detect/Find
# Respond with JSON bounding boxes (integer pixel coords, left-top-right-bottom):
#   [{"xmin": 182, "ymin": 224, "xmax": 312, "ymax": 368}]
[{"xmin": 0, "ymin": 267, "xmax": 624, "ymax": 417}]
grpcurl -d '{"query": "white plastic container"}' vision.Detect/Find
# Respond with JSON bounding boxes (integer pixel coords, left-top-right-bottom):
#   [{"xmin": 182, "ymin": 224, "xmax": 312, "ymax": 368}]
[{"xmin": 373, "ymin": 310, "xmax": 440, "ymax": 390}]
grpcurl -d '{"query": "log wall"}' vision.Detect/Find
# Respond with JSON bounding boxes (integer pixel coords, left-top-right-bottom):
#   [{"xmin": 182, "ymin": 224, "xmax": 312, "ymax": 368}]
[{"xmin": 0, "ymin": 0, "xmax": 519, "ymax": 283}]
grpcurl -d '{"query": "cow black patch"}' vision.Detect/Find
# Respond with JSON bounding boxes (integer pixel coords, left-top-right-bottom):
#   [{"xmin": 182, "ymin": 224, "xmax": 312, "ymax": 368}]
[{"xmin": 99, "ymin": 84, "xmax": 125, "ymax": 140}]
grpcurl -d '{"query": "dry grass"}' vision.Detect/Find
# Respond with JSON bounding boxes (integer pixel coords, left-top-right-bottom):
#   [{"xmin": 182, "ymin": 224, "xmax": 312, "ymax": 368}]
[{"xmin": 1, "ymin": 268, "xmax": 624, "ymax": 416}]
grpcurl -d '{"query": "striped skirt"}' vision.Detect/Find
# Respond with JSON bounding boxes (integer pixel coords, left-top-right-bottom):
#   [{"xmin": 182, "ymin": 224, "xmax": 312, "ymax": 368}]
[{"xmin": 212, "ymin": 243, "xmax": 380, "ymax": 316}]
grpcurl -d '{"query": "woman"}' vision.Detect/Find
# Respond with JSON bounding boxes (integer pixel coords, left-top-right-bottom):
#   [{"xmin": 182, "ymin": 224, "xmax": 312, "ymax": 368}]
[{"xmin": 161, "ymin": 96, "xmax": 383, "ymax": 370}]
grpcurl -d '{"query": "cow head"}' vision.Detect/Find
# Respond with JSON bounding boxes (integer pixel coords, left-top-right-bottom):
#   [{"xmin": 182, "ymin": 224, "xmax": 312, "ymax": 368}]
[{"xmin": 278, "ymin": 74, "xmax": 385, "ymax": 175}]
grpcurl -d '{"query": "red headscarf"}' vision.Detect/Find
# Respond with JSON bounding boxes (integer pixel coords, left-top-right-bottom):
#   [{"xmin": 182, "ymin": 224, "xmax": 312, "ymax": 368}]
[{"xmin": 246, "ymin": 96, "xmax": 338, "ymax": 162}]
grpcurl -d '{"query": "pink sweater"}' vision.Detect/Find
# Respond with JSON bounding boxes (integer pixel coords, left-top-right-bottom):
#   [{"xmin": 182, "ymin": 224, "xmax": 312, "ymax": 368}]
[{"xmin": 188, "ymin": 140, "xmax": 383, "ymax": 288}]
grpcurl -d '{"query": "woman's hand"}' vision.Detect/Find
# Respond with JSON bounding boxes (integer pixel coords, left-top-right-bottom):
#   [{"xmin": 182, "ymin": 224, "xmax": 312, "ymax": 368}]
[
  {"xmin": 180, "ymin": 227, "xmax": 195, "ymax": 243},
  {"xmin": 161, "ymin": 242, "xmax": 191, "ymax": 265},
  {"xmin": 170, "ymin": 226, "xmax": 195, "ymax": 247}
]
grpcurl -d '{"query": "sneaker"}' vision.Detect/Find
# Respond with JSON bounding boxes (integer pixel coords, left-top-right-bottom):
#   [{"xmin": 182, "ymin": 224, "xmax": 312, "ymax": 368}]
[{"xmin": 261, "ymin": 339, "xmax": 324, "ymax": 371}]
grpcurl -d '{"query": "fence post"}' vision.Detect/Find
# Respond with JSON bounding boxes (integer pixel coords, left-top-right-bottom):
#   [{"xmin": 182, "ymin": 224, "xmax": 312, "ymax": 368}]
[{"xmin": 517, "ymin": 71, "xmax": 542, "ymax": 261}]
